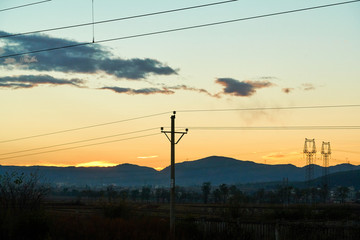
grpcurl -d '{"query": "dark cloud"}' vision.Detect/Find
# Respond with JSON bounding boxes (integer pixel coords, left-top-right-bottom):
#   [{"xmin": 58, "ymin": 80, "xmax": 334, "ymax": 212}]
[
  {"xmin": 0, "ymin": 30, "xmax": 177, "ymax": 80},
  {"xmin": 0, "ymin": 82, "xmax": 32, "ymax": 89},
  {"xmin": 0, "ymin": 75, "xmax": 83, "ymax": 89},
  {"xmin": 282, "ymin": 88, "xmax": 294, "ymax": 94},
  {"xmin": 101, "ymin": 86, "xmax": 174, "ymax": 95},
  {"xmin": 215, "ymin": 78, "xmax": 274, "ymax": 97}
]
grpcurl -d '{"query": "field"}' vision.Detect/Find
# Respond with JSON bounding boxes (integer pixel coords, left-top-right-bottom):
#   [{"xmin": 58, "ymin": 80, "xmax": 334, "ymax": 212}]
[{"xmin": 3, "ymin": 198, "xmax": 355, "ymax": 240}]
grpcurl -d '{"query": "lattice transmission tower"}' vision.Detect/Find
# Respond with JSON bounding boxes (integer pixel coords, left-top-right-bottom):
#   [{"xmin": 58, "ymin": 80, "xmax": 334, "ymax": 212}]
[
  {"xmin": 304, "ymin": 138, "xmax": 316, "ymax": 185},
  {"xmin": 321, "ymin": 141, "xmax": 331, "ymax": 202}
]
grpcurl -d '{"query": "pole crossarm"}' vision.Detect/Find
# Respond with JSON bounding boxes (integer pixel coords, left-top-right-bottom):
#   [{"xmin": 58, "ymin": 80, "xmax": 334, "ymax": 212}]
[{"xmin": 161, "ymin": 129, "xmax": 188, "ymax": 144}]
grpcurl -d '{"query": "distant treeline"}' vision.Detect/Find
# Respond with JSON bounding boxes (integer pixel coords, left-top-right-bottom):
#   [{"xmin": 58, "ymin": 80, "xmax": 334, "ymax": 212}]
[{"xmin": 50, "ymin": 182, "xmax": 360, "ymax": 205}]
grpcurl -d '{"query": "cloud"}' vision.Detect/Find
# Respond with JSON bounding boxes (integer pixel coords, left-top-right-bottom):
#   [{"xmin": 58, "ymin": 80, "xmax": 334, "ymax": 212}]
[
  {"xmin": 0, "ymin": 74, "xmax": 83, "ymax": 89},
  {"xmin": 75, "ymin": 161, "xmax": 118, "ymax": 167},
  {"xmin": 259, "ymin": 76, "xmax": 277, "ymax": 80},
  {"xmin": 101, "ymin": 86, "xmax": 174, "ymax": 95},
  {"xmin": 21, "ymin": 55, "xmax": 37, "ymax": 63},
  {"xmin": 215, "ymin": 78, "xmax": 274, "ymax": 97},
  {"xmin": 301, "ymin": 83, "xmax": 315, "ymax": 91},
  {"xmin": 3, "ymin": 57, "xmax": 16, "ymax": 64},
  {"xmin": 282, "ymin": 88, "xmax": 294, "ymax": 94},
  {"xmin": 166, "ymin": 85, "xmax": 214, "ymax": 97},
  {"xmin": 0, "ymin": 30, "xmax": 177, "ymax": 80},
  {"xmin": 0, "ymin": 82, "xmax": 33, "ymax": 89},
  {"xmin": 137, "ymin": 155, "xmax": 158, "ymax": 159},
  {"xmin": 262, "ymin": 151, "xmax": 301, "ymax": 161}
]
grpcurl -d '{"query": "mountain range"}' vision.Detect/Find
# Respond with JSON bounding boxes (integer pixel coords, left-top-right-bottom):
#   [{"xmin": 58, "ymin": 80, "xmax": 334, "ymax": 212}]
[{"xmin": 0, "ymin": 156, "xmax": 359, "ymax": 187}]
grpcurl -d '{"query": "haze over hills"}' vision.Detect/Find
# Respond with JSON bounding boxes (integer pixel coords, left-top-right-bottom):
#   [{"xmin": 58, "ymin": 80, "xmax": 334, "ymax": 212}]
[{"xmin": 0, "ymin": 156, "xmax": 359, "ymax": 187}]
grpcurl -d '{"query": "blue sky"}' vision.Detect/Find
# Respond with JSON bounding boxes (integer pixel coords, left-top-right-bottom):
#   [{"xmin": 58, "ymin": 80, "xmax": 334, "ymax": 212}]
[{"xmin": 0, "ymin": 0, "xmax": 359, "ymax": 168}]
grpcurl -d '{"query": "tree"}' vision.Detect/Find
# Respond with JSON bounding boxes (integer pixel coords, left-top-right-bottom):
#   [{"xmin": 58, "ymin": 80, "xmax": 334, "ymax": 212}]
[
  {"xmin": 213, "ymin": 189, "xmax": 222, "ymax": 203},
  {"xmin": 219, "ymin": 184, "xmax": 229, "ymax": 204},
  {"xmin": 141, "ymin": 186, "xmax": 151, "ymax": 202},
  {"xmin": 228, "ymin": 185, "xmax": 247, "ymax": 204},
  {"xmin": 130, "ymin": 189, "xmax": 139, "ymax": 202},
  {"xmin": 254, "ymin": 188, "xmax": 265, "ymax": 204},
  {"xmin": 106, "ymin": 185, "xmax": 117, "ymax": 202},
  {"xmin": 0, "ymin": 171, "xmax": 49, "ymax": 210},
  {"xmin": 336, "ymin": 186, "xmax": 349, "ymax": 203},
  {"xmin": 201, "ymin": 182, "xmax": 211, "ymax": 204}
]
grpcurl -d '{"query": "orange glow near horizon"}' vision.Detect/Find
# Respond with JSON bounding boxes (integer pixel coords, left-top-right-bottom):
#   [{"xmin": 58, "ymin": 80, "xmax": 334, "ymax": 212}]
[{"xmin": 75, "ymin": 161, "xmax": 118, "ymax": 167}]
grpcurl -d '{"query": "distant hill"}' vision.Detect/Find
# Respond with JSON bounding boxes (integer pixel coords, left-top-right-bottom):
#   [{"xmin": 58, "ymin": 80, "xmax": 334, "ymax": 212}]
[
  {"xmin": 0, "ymin": 164, "xmax": 158, "ymax": 186},
  {"xmin": 161, "ymin": 156, "xmax": 360, "ymax": 186},
  {"xmin": 160, "ymin": 156, "xmax": 301, "ymax": 185},
  {"xmin": 0, "ymin": 156, "xmax": 359, "ymax": 187},
  {"xmin": 311, "ymin": 169, "xmax": 360, "ymax": 189}
]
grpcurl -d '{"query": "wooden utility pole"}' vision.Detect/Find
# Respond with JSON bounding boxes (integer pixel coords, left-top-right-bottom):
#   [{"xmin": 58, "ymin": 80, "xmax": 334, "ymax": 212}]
[{"xmin": 161, "ymin": 111, "xmax": 188, "ymax": 239}]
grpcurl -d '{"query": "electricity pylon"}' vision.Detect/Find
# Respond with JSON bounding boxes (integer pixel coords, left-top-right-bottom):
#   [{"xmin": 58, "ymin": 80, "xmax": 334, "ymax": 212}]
[
  {"xmin": 161, "ymin": 111, "xmax": 188, "ymax": 239},
  {"xmin": 304, "ymin": 138, "xmax": 316, "ymax": 184},
  {"xmin": 321, "ymin": 141, "xmax": 331, "ymax": 202},
  {"xmin": 304, "ymin": 138, "xmax": 316, "ymax": 203}
]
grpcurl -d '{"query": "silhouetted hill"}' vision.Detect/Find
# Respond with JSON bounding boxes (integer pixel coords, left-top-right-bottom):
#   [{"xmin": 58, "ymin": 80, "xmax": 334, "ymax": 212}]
[
  {"xmin": 160, "ymin": 156, "xmax": 360, "ymax": 186},
  {"xmin": 160, "ymin": 156, "xmax": 301, "ymax": 185},
  {"xmin": 0, "ymin": 164, "xmax": 158, "ymax": 186},
  {"xmin": 0, "ymin": 156, "xmax": 359, "ymax": 187},
  {"xmin": 311, "ymin": 169, "xmax": 360, "ymax": 189}
]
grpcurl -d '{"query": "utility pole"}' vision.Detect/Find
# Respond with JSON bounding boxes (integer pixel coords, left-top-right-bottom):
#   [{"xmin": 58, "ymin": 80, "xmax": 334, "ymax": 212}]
[{"xmin": 161, "ymin": 111, "xmax": 188, "ymax": 238}]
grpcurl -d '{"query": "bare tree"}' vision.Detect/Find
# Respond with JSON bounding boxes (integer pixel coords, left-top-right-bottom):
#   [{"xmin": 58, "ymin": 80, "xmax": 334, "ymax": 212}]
[{"xmin": 0, "ymin": 171, "xmax": 49, "ymax": 210}]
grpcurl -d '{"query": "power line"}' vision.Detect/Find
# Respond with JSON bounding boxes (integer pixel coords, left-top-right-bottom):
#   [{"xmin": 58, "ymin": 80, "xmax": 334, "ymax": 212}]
[
  {"xmin": 334, "ymin": 149, "xmax": 360, "ymax": 154},
  {"xmin": 0, "ymin": 0, "xmax": 237, "ymax": 39},
  {"xmin": 0, "ymin": 0, "xmax": 51, "ymax": 12},
  {"xmin": 177, "ymin": 104, "xmax": 360, "ymax": 113},
  {"xmin": 1, "ymin": 104, "xmax": 359, "ymax": 144},
  {"xmin": 0, "ymin": 112, "xmax": 169, "ymax": 144},
  {"xmin": 0, "ymin": 132, "xmax": 160, "ymax": 161},
  {"xmin": 182, "ymin": 126, "xmax": 360, "ymax": 130},
  {"xmin": 0, "ymin": 127, "xmax": 159, "ymax": 156},
  {"xmin": 1, "ymin": 0, "xmax": 359, "ymax": 59}
]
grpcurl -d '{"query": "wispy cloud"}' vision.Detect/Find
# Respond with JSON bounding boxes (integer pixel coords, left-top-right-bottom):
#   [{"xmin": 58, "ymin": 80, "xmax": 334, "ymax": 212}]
[
  {"xmin": 215, "ymin": 78, "xmax": 274, "ymax": 97},
  {"xmin": 0, "ymin": 74, "xmax": 83, "ymax": 89},
  {"xmin": 166, "ymin": 85, "xmax": 214, "ymax": 97},
  {"xmin": 137, "ymin": 155, "xmax": 158, "ymax": 159},
  {"xmin": 262, "ymin": 151, "xmax": 301, "ymax": 161},
  {"xmin": 101, "ymin": 86, "xmax": 174, "ymax": 95},
  {"xmin": 0, "ymin": 30, "xmax": 177, "ymax": 80},
  {"xmin": 75, "ymin": 161, "xmax": 118, "ymax": 167},
  {"xmin": 301, "ymin": 83, "xmax": 315, "ymax": 91}
]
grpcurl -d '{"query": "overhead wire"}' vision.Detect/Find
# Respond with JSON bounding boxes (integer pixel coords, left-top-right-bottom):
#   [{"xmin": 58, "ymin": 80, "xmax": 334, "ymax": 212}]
[
  {"xmin": 1, "ymin": 104, "xmax": 359, "ymax": 144},
  {"xmin": 1, "ymin": 0, "xmax": 360, "ymax": 59},
  {"xmin": 333, "ymin": 150, "xmax": 360, "ymax": 154},
  {"xmin": 180, "ymin": 126, "xmax": 360, "ymax": 130},
  {"xmin": 0, "ymin": 0, "xmax": 51, "ymax": 12},
  {"xmin": 0, "ymin": 111, "xmax": 170, "ymax": 144},
  {"xmin": 0, "ymin": 127, "xmax": 159, "ymax": 156},
  {"xmin": 0, "ymin": 0, "xmax": 237, "ymax": 39},
  {"xmin": 177, "ymin": 104, "xmax": 360, "ymax": 113},
  {"xmin": 0, "ymin": 132, "xmax": 161, "ymax": 161}
]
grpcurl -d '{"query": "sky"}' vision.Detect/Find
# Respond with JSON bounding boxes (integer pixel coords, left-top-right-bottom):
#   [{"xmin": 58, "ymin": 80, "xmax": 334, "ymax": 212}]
[{"xmin": 0, "ymin": 0, "xmax": 359, "ymax": 169}]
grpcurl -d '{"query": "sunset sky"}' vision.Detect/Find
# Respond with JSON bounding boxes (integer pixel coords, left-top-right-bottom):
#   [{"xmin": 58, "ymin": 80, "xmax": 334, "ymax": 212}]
[{"xmin": 0, "ymin": 0, "xmax": 359, "ymax": 169}]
